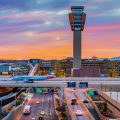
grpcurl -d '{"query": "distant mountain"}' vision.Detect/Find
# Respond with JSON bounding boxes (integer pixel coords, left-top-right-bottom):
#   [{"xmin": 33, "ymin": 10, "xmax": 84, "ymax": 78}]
[{"xmin": 110, "ymin": 57, "xmax": 120, "ymax": 61}]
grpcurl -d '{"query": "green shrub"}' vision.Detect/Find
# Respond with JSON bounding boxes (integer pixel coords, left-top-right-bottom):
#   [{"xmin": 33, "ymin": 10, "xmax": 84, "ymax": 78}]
[{"xmin": 16, "ymin": 101, "xmax": 23, "ymax": 106}]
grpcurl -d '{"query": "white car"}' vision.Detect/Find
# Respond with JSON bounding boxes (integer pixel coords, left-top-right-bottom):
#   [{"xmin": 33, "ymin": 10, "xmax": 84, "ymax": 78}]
[
  {"xmin": 76, "ymin": 110, "xmax": 83, "ymax": 116},
  {"xmin": 31, "ymin": 118, "xmax": 35, "ymax": 120},
  {"xmin": 36, "ymin": 101, "xmax": 40, "ymax": 104},
  {"xmin": 41, "ymin": 111, "xmax": 45, "ymax": 115},
  {"xmin": 23, "ymin": 105, "xmax": 31, "ymax": 115}
]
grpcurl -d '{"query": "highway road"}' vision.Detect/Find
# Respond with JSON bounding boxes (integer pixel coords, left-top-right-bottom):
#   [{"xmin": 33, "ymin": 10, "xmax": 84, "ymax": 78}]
[
  {"xmin": 20, "ymin": 93, "xmax": 58, "ymax": 120},
  {"xmin": 64, "ymin": 88, "xmax": 91, "ymax": 120},
  {"xmin": 75, "ymin": 89, "xmax": 100, "ymax": 120},
  {"xmin": 69, "ymin": 105, "xmax": 89, "ymax": 120}
]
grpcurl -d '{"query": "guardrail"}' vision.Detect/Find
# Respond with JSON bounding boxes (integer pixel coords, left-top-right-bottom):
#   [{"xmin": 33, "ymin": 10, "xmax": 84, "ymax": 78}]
[
  {"xmin": 84, "ymin": 91, "xmax": 107, "ymax": 120},
  {"xmin": 0, "ymin": 89, "xmax": 25, "ymax": 107}
]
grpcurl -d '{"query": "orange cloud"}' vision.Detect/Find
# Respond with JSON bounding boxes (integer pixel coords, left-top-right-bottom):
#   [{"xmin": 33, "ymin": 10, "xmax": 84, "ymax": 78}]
[
  {"xmin": 0, "ymin": 25, "xmax": 120, "ymax": 59},
  {"xmin": 85, "ymin": 24, "xmax": 120, "ymax": 31}
]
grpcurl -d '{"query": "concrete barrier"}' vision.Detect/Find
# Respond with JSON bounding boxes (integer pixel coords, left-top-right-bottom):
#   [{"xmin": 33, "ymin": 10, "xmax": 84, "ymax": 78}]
[
  {"xmin": 2, "ymin": 108, "xmax": 14, "ymax": 120},
  {"xmin": 2, "ymin": 100, "xmax": 15, "ymax": 113},
  {"xmin": 14, "ymin": 103, "xmax": 25, "ymax": 120},
  {"xmin": 85, "ymin": 91, "xmax": 107, "ymax": 120},
  {"xmin": 2, "ymin": 99, "xmax": 26, "ymax": 120},
  {"xmin": 54, "ymin": 95, "xmax": 59, "ymax": 117}
]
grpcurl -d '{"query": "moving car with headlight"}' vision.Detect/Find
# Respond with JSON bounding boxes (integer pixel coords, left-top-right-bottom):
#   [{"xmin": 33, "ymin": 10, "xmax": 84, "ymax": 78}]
[
  {"xmin": 23, "ymin": 105, "xmax": 31, "ymax": 115},
  {"xmin": 76, "ymin": 110, "xmax": 83, "ymax": 116}
]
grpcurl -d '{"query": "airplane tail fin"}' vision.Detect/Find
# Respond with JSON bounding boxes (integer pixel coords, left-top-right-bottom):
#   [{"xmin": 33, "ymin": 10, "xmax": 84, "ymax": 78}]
[{"xmin": 47, "ymin": 71, "xmax": 55, "ymax": 78}]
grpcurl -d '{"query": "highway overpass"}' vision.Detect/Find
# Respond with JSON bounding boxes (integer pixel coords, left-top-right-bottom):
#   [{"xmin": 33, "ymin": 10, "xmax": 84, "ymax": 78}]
[
  {"xmin": 50, "ymin": 77, "xmax": 120, "ymax": 81},
  {"xmin": 1, "ymin": 77, "xmax": 120, "ymax": 81},
  {"xmin": 0, "ymin": 79, "xmax": 120, "ymax": 88}
]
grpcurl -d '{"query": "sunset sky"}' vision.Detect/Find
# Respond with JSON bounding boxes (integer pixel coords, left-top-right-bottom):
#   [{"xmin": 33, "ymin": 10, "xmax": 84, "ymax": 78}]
[{"xmin": 0, "ymin": 0, "xmax": 120, "ymax": 59}]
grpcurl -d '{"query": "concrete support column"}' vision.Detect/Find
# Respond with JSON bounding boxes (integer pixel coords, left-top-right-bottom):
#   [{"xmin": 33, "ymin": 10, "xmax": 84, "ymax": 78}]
[{"xmin": 73, "ymin": 31, "xmax": 81, "ymax": 68}]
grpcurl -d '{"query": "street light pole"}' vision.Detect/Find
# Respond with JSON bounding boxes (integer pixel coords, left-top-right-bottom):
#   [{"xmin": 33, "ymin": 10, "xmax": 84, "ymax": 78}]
[
  {"xmin": 60, "ymin": 75, "xmax": 63, "ymax": 106},
  {"xmin": 25, "ymin": 89, "xmax": 29, "ymax": 102},
  {"xmin": 110, "ymin": 88, "xmax": 112, "ymax": 98},
  {"xmin": 105, "ymin": 85, "xmax": 107, "ymax": 92},
  {"xmin": 101, "ymin": 82, "xmax": 102, "ymax": 91},
  {"xmin": 0, "ymin": 100, "xmax": 2, "ymax": 120},
  {"xmin": 117, "ymin": 90, "xmax": 119, "ymax": 102},
  {"xmin": 15, "ymin": 94, "xmax": 17, "ymax": 107}
]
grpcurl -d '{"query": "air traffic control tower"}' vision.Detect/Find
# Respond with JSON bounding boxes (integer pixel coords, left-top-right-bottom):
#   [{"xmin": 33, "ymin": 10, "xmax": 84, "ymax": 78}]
[{"xmin": 69, "ymin": 6, "xmax": 86, "ymax": 69}]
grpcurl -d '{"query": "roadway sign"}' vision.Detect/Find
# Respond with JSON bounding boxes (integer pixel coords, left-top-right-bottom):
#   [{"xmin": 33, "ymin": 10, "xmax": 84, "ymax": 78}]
[
  {"xmin": 79, "ymin": 82, "xmax": 88, "ymax": 88},
  {"xmin": 36, "ymin": 88, "xmax": 43, "ymax": 93},
  {"xmin": 87, "ymin": 90, "xmax": 98, "ymax": 96},
  {"xmin": 67, "ymin": 82, "xmax": 76, "ymax": 88}
]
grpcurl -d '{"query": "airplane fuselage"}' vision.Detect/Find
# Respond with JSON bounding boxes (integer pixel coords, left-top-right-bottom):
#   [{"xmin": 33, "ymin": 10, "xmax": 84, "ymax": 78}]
[{"xmin": 12, "ymin": 75, "xmax": 47, "ymax": 81}]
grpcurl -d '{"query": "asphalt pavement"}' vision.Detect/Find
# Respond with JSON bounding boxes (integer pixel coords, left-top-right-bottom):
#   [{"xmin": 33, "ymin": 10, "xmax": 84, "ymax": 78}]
[
  {"xmin": 64, "ymin": 88, "xmax": 90, "ymax": 120},
  {"xmin": 20, "ymin": 93, "xmax": 58, "ymax": 120},
  {"xmin": 75, "ymin": 89, "xmax": 100, "ymax": 120}
]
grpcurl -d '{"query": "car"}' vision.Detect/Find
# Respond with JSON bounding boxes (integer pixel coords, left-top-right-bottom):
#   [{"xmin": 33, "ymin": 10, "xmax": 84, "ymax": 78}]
[
  {"xmin": 23, "ymin": 105, "xmax": 31, "ymax": 115},
  {"xmin": 31, "ymin": 118, "xmax": 35, "ymax": 120},
  {"xmin": 38, "ymin": 116, "xmax": 44, "ymax": 120},
  {"xmin": 36, "ymin": 101, "xmax": 40, "ymax": 104},
  {"xmin": 83, "ymin": 99, "xmax": 89, "ymax": 103},
  {"xmin": 76, "ymin": 110, "xmax": 83, "ymax": 116},
  {"xmin": 40, "ymin": 111, "xmax": 45, "ymax": 115},
  {"xmin": 71, "ymin": 98, "xmax": 77, "ymax": 105}
]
